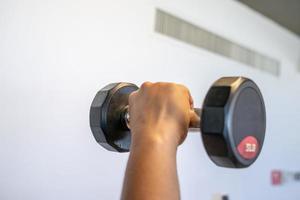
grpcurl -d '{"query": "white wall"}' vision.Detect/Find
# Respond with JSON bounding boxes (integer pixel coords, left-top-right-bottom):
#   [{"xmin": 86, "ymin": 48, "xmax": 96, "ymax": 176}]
[{"xmin": 0, "ymin": 0, "xmax": 300, "ymax": 199}]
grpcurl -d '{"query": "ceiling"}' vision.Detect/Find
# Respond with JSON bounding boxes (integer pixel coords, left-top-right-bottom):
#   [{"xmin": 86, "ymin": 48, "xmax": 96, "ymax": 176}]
[{"xmin": 237, "ymin": 0, "xmax": 300, "ymax": 37}]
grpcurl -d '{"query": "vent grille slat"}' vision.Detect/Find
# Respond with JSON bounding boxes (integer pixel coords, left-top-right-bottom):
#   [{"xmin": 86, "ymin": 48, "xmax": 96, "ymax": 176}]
[{"xmin": 155, "ymin": 9, "xmax": 281, "ymax": 76}]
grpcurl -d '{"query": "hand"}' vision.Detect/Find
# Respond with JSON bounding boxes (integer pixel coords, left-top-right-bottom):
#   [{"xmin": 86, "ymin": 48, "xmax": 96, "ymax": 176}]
[{"xmin": 128, "ymin": 82, "xmax": 197, "ymax": 147}]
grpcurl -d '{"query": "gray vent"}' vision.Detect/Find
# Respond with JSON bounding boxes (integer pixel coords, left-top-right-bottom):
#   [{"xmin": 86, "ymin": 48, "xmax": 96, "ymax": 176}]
[
  {"xmin": 155, "ymin": 9, "xmax": 280, "ymax": 76},
  {"xmin": 298, "ymin": 58, "xmax": 300, "ymax": 72}
]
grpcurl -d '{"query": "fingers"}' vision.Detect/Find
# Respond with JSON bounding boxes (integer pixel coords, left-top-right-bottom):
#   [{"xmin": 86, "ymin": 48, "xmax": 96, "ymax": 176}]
[
  {"xmin": 176, "ymin": 83, "xmax": 194, "ymax": 110},
  {"xmin": 187, "ymin": 89, "xmax": 194, "ymax": 109},
  {"xmin": 189, "ymin": 110, "xmax": 200, "ymax": 128},
  {"xmin": 137, "ymin": 81, "xmax": 194, "ymax": 108}
]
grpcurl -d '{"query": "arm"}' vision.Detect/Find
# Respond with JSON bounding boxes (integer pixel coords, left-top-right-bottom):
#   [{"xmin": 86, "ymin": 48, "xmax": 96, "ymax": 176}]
[
  {"xmin": 121, "ymin": 82, "xmax": 197, "ymax": 200},
  {"xmin": 121, "ymin": 129, "xmax": 180, "ymax": 200}
]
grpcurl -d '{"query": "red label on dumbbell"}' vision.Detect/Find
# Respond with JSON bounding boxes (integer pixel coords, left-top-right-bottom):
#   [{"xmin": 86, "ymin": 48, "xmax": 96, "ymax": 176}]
[{"xmin": 237, "ymin": 136, "xmax": 259, "ymax": 160}]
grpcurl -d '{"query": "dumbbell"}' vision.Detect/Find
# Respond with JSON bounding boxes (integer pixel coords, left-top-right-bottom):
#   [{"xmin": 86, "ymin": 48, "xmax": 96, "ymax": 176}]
[{"xmin": 89, "ymin": 77, "xmax": 266, "ymax": 168}]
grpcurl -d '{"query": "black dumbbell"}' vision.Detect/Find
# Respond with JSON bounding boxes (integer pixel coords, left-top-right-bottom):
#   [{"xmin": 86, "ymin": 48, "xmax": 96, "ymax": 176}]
[{"xmin": 89, "ymin": 77, "xmax": 266, "ymax": 168}]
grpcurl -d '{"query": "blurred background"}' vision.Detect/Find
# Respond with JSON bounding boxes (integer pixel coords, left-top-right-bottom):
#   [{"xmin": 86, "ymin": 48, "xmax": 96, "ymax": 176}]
[{"xmin": 0, "ymin": 0, "xmax": 299, "ymax": 199}]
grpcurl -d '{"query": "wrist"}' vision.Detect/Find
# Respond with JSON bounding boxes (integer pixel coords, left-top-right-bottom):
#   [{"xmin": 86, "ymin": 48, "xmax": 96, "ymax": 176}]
[{"xmin": 131, "ymin": 126, "xmax": 180, "ymax": 152}]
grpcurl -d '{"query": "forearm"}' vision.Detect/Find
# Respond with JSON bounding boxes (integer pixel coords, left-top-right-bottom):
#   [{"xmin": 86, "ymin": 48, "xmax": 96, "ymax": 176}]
[
  {"xmin": 121, "ymin": 82, "xmax": 192, "ymax": 200},
  {"xmin": 121, "ymin": 132, "xmax": 180, "ymax": 200}
]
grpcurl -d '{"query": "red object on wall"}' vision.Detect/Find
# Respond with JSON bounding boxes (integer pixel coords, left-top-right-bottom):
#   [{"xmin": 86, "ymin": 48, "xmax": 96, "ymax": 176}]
[{"xmin": 271, "ymin": 170, "xmax": 282, "ymax": 185}]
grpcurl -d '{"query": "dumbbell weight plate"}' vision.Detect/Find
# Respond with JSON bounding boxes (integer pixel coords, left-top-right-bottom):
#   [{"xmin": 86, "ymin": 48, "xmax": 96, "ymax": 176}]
[
  {"xmin": 90, "ymin": 83, "xmax": 138, "ymax": 152},
  {"xmin": 201, "ymin": 77, "xmax": 266, "ymax": 168}
]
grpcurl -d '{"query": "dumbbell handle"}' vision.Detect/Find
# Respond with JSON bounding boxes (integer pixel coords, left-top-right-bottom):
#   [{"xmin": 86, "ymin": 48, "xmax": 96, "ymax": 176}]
[{"xmin": 122, "ymin": 107, "xmax": 202, "ymax": 130}]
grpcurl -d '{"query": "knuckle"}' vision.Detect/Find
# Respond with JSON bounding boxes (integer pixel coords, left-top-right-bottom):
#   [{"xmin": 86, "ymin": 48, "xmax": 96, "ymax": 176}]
[
  {"xmin": 140, "ymin": 81, "xmax": 152, "ymax": 89},
  {"xmin": 154, "ymin": 82, "xmax": 167, "ymax": 88},
  {"xmin": 178, "ymin": 83, "xmax": 189, "ymax": 92}
]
